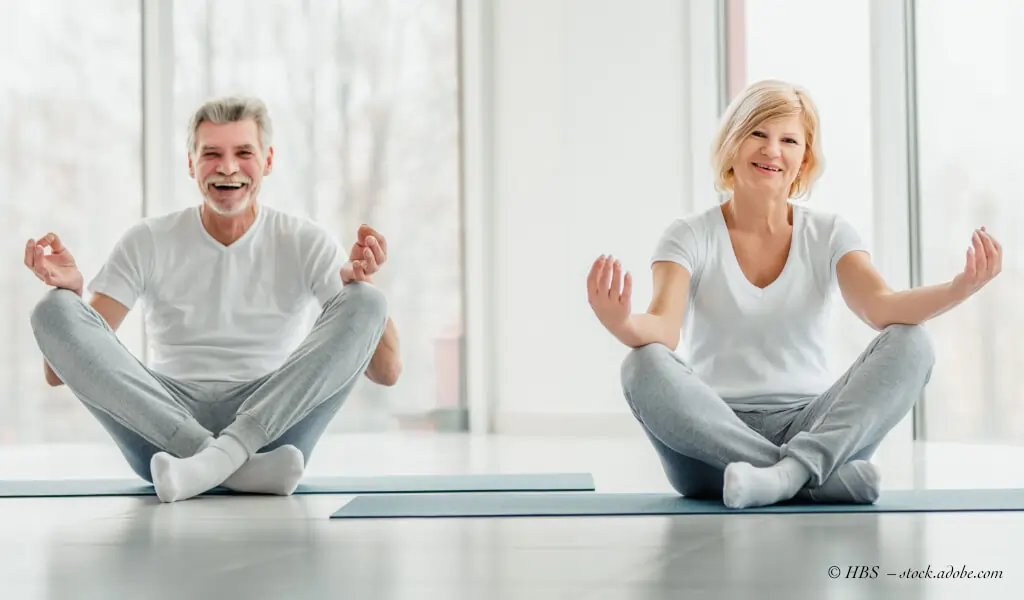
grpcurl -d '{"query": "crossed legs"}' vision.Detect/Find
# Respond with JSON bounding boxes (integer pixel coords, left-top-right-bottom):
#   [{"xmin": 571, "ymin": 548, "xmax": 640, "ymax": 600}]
[
  {"xmin": 621, "ymin": 324, "xmax": 935, "ymax": 508},
  {"xmin": 31, "ymin": 283, "xmax": 388, "ymax": 502}
]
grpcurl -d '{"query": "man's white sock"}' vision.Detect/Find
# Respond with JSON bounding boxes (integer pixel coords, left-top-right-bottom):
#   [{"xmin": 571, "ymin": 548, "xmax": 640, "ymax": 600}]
[
  {"xmin": 221, "ymin": 445, "xmax": 305, "ymax": 495},
  {"xmin": 151, "ymin": 434, "xmax": 248, "ymax": 503}
]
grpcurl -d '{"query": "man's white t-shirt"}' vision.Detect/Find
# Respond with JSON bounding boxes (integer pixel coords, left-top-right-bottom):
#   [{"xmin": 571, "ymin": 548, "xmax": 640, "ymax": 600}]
[
  {"xmin": 651, "ymin": 202, "xmax": 869, "ymax": 408},
  {"xmin": 88, "ymin": 204, "xmax": 347, "ymax": 382}
]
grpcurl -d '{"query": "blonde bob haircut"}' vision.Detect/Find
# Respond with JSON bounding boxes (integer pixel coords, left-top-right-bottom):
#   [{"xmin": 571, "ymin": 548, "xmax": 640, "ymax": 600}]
[{"xmin": 711, "ymin": 79, "xmax": 823, "ymax": 200}]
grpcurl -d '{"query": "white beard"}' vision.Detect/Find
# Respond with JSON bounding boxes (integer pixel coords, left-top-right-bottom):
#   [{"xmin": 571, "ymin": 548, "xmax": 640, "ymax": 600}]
[{"xmin": 202, "ymin": 184, "xmax": 256, "ymax": 216}]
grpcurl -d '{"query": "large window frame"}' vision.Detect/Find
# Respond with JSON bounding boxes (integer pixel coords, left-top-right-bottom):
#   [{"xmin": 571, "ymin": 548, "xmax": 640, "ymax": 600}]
[
  {"xmin": 713, "ymin": 0, "xmax": 920, "ymax": 455},
  {"xmin": 140, "ymin": 0, "xmax": 468, "ymax": 433}
]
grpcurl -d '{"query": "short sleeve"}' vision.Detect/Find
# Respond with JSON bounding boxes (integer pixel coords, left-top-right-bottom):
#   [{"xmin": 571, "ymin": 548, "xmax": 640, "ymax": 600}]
[
  {"xmin": 651, "ymin": 219, "xmax": 701, "ymax": 276},
  {"xmin": 86, "ymin": 222, "xmax": 154, "ymax": 311},
  {"xmin": 829, "ymin": 213, "xmax": 870, "ymax": 281},
  {"xmin": 300, "ymin": 223, "xmax": 347, "ymax": 307}
]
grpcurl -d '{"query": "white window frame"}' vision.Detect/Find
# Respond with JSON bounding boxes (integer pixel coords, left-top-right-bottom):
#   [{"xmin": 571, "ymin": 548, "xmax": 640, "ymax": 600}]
[
  {"xmin": 140, "ymin": 0, "xmax": 177, "ymax": 365},
  {"xmin": 414, "ymin": 0, "xmax": 923, "ymax": 467}
]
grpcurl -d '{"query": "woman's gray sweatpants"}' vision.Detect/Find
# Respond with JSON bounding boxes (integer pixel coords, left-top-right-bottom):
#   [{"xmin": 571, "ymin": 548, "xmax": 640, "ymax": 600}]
[
  {"xmin": 620, "ymin": 324, "xmax": 935, "ymax": 497},
  {"xmin": 30, "ymin": 283, "xmax": 388, "ymax": 483}
]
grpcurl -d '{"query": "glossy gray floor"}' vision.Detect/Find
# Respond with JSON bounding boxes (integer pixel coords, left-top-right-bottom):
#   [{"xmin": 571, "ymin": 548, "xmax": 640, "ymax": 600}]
[{"xmin": 2, "ymin": 433, "xmax": 1022, "ymax": 599}]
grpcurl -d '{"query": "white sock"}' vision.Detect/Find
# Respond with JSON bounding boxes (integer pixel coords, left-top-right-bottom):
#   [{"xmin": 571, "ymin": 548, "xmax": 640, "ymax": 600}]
[
  {"xmin": 221, "ymin": 445, "xmax": 305, "ymax": 495},
  {"xmin": 799, "ymin": 460, "xmax": 880, "ymax": 504},
  {"xmin": 151, "ymin": 434, "xmax": 249, "ymax": 503},
  {"xmin": 723, "ymin": 456, "xmax": 811, "ymax": 509}
]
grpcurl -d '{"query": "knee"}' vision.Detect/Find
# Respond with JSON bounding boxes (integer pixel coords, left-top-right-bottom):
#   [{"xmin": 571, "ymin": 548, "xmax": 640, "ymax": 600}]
[
  {"xmin": 620, "ymin": 343, "xmax": 673, "ymax": 397},
  {"xmin": 882, "ymin": 324, "xmax": 935, "ymax": 372},
  {"xmin": 337, "ymin": 281, "xmax": 388, "ymax": 323},
  {"xmin": 30, "ymin": 289, "xmax": 82, "ymax": 336}
]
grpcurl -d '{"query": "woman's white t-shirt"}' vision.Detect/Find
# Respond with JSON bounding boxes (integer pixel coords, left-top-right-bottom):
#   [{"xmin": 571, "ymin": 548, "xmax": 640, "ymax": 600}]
[{"xmin": 651, "ymin": 202, "xmax": 869, "ymax": 407}]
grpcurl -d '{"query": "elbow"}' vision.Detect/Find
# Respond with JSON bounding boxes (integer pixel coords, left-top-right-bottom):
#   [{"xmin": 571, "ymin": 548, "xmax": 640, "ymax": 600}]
[
  {"xmin": 861, "ymin": 297, "xmax": 896, "ymax": 331},
  {"xmin": 374, "ymin": 361, "xmax": 403, "ymax": 387},
  {"xmin": 44, "ymin": 364, "xmax": 64, "ymax": 387},
  {"xmin": 864, "ymin": 312, "xmax": 890, "ymax": 332},
  {"xmin": 660, "ymin": 323, "xmax": 682, "ymax": 352},
  {"xmin": 868, "ymin": 316, "xmax": 919, "ymax": 331}
]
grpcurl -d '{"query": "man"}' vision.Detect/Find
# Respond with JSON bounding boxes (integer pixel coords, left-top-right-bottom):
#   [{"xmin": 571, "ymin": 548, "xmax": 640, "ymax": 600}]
[{"xmin": 25, "ymin": 96, "xmax": 401, "ymax": 503}]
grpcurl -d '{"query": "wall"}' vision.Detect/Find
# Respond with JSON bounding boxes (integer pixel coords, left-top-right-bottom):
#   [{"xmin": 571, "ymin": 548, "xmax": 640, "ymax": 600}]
[{"xmin": 481, "ymin": 0, "xmax": 721, "ymax": 433}]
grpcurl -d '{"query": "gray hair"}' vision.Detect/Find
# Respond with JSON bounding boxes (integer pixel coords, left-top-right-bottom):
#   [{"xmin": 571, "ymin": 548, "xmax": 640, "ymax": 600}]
[{"xmin": 186, "ymin": 95, "xmax": 273, "ymax": 155}]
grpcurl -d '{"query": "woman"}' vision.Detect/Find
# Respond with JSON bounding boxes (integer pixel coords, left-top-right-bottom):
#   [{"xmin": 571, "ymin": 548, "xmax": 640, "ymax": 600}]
[{"xmin": 587, "ymin": 79, "xmax": 1002, "ymax": 509}]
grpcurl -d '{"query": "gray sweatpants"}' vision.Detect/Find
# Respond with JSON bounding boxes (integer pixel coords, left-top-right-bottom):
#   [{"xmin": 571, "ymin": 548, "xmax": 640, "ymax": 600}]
[
  {"xmin": 30, "ymin": 283, "xmax": 388, "ymax": 483},
  {"xmin": 620, "ymin": 324, "xmax": 935, "ymax": 497}
]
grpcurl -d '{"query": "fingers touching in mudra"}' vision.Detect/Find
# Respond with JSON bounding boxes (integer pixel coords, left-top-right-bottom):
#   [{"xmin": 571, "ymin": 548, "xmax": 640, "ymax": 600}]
[
  {"xmin": 24, "ymin": 233, "xmax": 83, "ymax": 294},
  {"xmin": 954, "ymin": 226, "xmax": 1002, "ymax": 298},
  {"xmin": 587, "ymin": 254, "xmax": 632, "ymax": 333},
  {"xmin": 341, "ymin": 224, "xmax": 388, "ymax": 284}
]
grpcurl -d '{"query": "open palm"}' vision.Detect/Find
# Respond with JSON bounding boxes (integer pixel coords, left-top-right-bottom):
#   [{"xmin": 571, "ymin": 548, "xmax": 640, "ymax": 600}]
[{"xmin": 587, "ymin": 254, "xmax": 632, "ymax": 334}]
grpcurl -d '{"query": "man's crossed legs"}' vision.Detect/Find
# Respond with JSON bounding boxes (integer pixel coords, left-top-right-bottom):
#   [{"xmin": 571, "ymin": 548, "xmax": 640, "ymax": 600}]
[{"xmin": 30, "ymin": 283, "xmax": 388, "ymax": 503}]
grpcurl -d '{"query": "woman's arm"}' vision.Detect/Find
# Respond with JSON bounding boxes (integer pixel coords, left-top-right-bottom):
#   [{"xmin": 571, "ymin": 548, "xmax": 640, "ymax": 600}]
[
  {"xmin": 836, "ymin": 227, "xmax": 1002, "ymax": 329},
  {"xmin": 587, "ymin": 257, "xmax": 691, "ymax": 349}
]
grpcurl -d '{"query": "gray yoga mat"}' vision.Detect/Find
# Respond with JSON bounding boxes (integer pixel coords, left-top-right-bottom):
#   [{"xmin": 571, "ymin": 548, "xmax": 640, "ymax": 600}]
[
  {"xmin": 330, "ymin": 488, "xmax": 1024, "ymax": 518},
  {"xmin": 0, "ymin": 472, "xmax": 595, "ymax": 498}
]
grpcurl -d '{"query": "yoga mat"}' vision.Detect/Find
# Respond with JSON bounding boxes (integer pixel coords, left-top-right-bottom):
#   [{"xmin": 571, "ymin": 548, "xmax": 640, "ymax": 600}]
[
  {"xmin": 0, "ymin": 472, "xmax": 595, "ymax": 498},
  {"xmin": 330, "ymin": 488, "xmax": 1024, "ymax": 519}
]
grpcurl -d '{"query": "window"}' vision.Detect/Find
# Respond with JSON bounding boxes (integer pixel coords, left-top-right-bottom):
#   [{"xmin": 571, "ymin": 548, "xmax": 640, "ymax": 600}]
[
  {"xmin": 914, "ymin": 0, "xmax": 1023, "ymax": 444},
  {"xmin": 170, "ymin": 0, "xmax": 464, "ymax": 432},
  {"xmin": 0, "ymin": 0, "xmax": 144, "ymax": 445},
  {"xmin": 726, "ymin": 0, "xmax": 878, "ymax": 375}
]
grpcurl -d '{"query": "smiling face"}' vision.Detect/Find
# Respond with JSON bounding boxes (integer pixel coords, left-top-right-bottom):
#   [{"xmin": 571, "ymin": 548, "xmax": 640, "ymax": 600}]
[
  {"xmin": 187, "ymin": 118, "xmax": 273, "ymax": 216},
  {"xmin": 711, "ymin": 80, "xmax": 823, "ymax": 200},
  {"xmin": 731, "ymin": 114, "xmax": 807, "ymax": 197}
]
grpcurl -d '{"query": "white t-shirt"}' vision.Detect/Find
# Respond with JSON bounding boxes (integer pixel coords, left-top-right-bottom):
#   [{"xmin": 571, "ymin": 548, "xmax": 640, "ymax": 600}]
[
  {"xmin": 88, "ymin": 204, "xmax": 347, "ymax": 382},
  {"xmin": 651, "ymin": 202, "xmax": 869, "ymax": 407}
]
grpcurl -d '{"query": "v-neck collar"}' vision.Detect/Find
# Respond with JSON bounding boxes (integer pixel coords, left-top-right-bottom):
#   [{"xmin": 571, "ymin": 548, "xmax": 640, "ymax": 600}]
[
  {"xmin": 716, "ymin": 202, "xmax": 801, "ymax": 297},
  {"xmin": 194, "ymin": 204, "xmax": 265, "ymax": 251}
]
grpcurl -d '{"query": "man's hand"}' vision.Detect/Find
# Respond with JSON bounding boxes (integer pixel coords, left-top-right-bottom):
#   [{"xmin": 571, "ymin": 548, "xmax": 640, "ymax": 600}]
[
  {"xmin": 341, "ymin": 224, "xmax": 388, "ymax": 285},
  {"xmin": 24, "ymin": 233, "xmax": 84, "ymax": 296}
]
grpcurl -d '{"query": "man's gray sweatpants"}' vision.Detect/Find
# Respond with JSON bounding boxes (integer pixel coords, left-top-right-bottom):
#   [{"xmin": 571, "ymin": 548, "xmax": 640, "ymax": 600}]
[
  {"xmin": 30, "ymin": 283, "xmax": 388, "ymax": 483},
  {"xmin": 620, "ymin": 324, "xmax": 935, "ymax": 497}
]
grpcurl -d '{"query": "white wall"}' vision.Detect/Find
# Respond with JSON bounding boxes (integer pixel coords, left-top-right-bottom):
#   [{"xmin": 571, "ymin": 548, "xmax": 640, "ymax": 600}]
[{"xmin": 477, "ymin": 0, "xmax": 721, "ymax": 433}]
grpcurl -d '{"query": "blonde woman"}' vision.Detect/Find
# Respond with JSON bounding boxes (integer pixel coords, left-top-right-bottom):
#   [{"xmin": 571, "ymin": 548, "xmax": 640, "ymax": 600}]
[{"xmin": 587, "ymin": 80, "xmax": 1002, "ymax": 509}]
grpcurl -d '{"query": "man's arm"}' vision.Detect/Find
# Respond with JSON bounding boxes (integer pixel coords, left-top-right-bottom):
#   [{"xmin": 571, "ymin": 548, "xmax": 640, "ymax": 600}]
[
  {"xmin": 44, "ymin": 292, "xmax": 129, "ymax": 387},
  {"xmin": 364, "ymin": 316, "xmax": 401, "ymax": 386}
]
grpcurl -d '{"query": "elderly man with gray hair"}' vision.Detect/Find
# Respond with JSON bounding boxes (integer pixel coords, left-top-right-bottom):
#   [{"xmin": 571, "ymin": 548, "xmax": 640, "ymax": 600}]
[{"xmin": 24, "ymin": 96, "xmax": 401, "ymax": 503}]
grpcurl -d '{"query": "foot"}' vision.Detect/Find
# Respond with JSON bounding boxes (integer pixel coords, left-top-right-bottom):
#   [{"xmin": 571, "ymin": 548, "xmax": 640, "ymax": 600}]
[
  {"xmin": 797, "ymin": 460, "xmax": 880, "ymax": 504},
  {"xmin": 723, "ymin": 457, "xmax": 811, "ymax": 509},
  {"xmin": 221, "ymin": 445, "xmax": 305, "ymax": 495},
  {"xmin": 151, "ymin": 435, "xmax": 248, "ymax": 503}
]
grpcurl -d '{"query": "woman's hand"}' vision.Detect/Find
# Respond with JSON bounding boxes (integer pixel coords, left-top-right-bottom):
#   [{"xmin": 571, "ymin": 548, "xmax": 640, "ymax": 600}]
[
  {"xmin": 587, "ymin": 255, "xmax": 632, "ymax": 337},
  {"xmin": 951, "ymin": 226, "xmax": 1002, "ymax": 300}
]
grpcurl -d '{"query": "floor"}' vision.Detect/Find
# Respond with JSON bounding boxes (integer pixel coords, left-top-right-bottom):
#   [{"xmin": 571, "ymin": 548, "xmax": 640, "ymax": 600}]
[{"xmin": 1, "ymin": 432, "xmax": 1023, "ymax": 599}]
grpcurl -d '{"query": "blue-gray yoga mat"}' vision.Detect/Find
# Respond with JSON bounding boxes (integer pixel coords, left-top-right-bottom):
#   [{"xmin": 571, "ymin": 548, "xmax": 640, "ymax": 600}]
[
  {"xmin": 0, "ymin": 472, "xmax": 595, "ymax": 498},
  {"xmin": 330, "ymin": 488, "xmax": 1024, "ymax": 519}
]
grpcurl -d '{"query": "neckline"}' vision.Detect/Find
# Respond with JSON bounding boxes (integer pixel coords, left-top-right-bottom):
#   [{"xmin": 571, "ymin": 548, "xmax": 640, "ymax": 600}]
[
  {"xmin": 716, "ymin": 202, "xmax": 801, "ymax": 296},
  {"xmin": 193, "ymin": 204, "xmax": 265, "ymax": 250}
]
